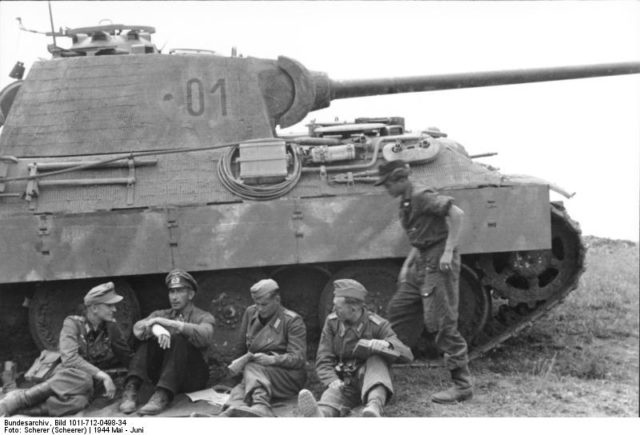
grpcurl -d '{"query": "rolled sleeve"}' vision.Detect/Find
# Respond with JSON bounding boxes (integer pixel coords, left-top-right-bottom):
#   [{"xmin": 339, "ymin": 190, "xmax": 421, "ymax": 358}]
[
  {"xmin": 58, "ymin": 317, "xmax": 101, "ymax": 377},
  {"xmin": 418, "ymin": 191, "xmax": 453, "ymax": 217}
]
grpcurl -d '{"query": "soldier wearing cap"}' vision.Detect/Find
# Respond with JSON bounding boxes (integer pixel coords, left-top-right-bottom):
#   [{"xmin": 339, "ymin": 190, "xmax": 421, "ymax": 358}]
[
  {"xmin": 220, "ymin": 278, "xmax": 307, "ymax": 417},
  {"xmin": 118, "ymin": 269, "xmax": 215, "ymax": 415},
  {"xmin": 298, "ymin": 279, "xmax": 413, "ymax": 418},
  {"xmin": 0, "ymin": 282, "xmax": 132, "ymax": 417},
  {"xmin": 376, "ymin": 159, "xmax": 473, "ymax": 404}
]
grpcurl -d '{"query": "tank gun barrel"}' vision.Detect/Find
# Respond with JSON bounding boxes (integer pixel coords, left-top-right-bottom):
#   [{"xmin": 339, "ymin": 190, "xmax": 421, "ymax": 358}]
[{"xmin": 327, "ymin": 61, "xmax": 640, "ymax": 101}]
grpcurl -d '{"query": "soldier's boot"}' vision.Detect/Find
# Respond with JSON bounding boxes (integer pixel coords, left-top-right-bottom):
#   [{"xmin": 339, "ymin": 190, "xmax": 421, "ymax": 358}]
[
  {"xmin": 230, "ymin": 387, "xmax": 275, "ymax": 417},
  {"xmin": 118, "ymin": 376, "xmax": 141, "ymax": 414},
  {"xmin": 362, "ymin": 386, "xmax": 387, "ymax": 417},
  {"xmin": 431, "ymin": 364, "xmax": 473, "ymax": 404},
  {"xmin": 297, "ymin": 389, "xmax": 339, "ymax": 417},
  {"xmin": 138, "ymin": 387, "xmax": 172, "ymax": 416},
  {"xmin": 0, "ymin": 382, "xmax": 53, "ymax": 416}
]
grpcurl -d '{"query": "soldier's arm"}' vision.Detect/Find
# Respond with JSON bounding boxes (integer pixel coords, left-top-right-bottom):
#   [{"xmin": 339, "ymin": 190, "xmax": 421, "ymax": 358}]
[
  {"xmin": 377, "ymin": 321, "xmax": 414, "ymax": 364},
  {"xmin": 315, "ymin": 319, "xmax": 340, "ymax": 386},
  {"xmin": 179, "ymin": 312, "xmax": 215, "ymax": 349},
  {"xmin": 271, "ymin": 315, "xmax": 307, "ymax": 369},
  {"xmin": 444, "ymin": 204, "xmax": 464, "ymax": 254},
  {"xmin": 58, "ymin": 317, "xmax": 102, "ymax": 377},
  {"xmin": 132, "ymin": 312, "xmax": 160, "ymax": 340}
]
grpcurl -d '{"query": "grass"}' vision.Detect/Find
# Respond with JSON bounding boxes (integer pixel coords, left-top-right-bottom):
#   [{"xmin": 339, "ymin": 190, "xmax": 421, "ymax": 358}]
[{"xmin": 383, "ymin": 237, "xmax": 639, "ymax": 417}]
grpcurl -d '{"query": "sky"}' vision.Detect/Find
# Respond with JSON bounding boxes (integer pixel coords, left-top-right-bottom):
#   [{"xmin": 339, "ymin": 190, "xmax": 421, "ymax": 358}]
[{"xmin": 1, "ymin": 1, "xmax": 638, "ymax": 241}]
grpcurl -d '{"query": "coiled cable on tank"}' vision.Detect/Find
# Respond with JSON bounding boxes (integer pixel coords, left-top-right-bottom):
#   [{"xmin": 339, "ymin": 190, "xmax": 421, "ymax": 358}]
[{"xmin": 217, "ymin": 142, "xmax": 302, "ymax": 201}]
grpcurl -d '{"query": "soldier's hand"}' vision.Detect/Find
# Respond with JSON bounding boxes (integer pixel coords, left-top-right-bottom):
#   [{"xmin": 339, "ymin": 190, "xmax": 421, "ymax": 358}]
[
  {"xmin": 157, "ymin": 332, "xmax": 171, "ymax": 349},
  {"xmin": 439, "ymin": 250, "xmax": 453, "ymax": 272},
  {"xmin": 370, "ymin": 339, "xmax": 391, "ymax": 354},
  {"xmin": 96, "ymin": 371, "xmax": 116, "ymax": 399},
  {"xmin": 252, "ymin": 353, "xmax": 277, "ymax": 366},
  {"xmin": 328, "ymin": 379, "xmax": 344, "ymax": 390}
]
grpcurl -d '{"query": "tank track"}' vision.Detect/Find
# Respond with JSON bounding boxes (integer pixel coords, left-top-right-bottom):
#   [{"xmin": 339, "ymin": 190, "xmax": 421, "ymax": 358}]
[{"xmin": 468, "ymin": 202, "xmax": 586, "ymax": 360}]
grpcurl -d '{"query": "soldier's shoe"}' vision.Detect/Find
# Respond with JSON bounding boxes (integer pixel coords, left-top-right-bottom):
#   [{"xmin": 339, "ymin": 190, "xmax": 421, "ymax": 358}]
[
  {"xmin": 362, "ymin": 399, "xmax": 383, "ymax": 417},
  {"xmin": 138, "ymin": 388, "xmax": 171, "ymax": 415},
  {"xmin": 228, "ymin": 403, "xmax": 275, "ymax": 417},
  {"xmin": 118, "ymin": 378, "xmax": 141, "ymax": 414},
  {"xmin": 297, "ymin": 389, "xmax": 322, "ymax": 417},
  {"xmin": 0, "ymin": 390, "xmax": 28, "ymax": 417},
  {"xmin": 431, "ymin": 386, "xmax": 473, "ymax": 404},
  {"xmin": 432, "ymin": 365, "xmax": 473, "ymax": 404}
]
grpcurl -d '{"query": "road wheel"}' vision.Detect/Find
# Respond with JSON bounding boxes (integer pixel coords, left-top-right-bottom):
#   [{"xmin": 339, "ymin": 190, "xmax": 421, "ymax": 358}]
[
  {"xmin": 28, "ymin": 279, "xmax": 140, "ymax": 350},
  {"xmin": 318, "ymin": 262, "xmax": 400, "ymax": 324}
]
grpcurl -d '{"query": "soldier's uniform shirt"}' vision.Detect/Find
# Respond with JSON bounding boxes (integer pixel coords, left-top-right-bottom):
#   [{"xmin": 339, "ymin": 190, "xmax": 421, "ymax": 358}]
[
  {"xmin": 387, "ymin": 185, "xmax": 469, "ymax": 370},
  {"xmin": 134, "ymin": 304, "xmax": 216, "ymax": 356},
  {"xmin": 236, "ymin": 305, "xmax": 306, "ymax": 369},
  {"xmin": 224, "ymin": 305, "xmax": 307, "ymax": 408},
  {"xmin": 129, "ymin": 304, "xmax": 215, "ymax": 394},
  {"xmin": 45, "ymin": 315, "xmax": 132, "ymax": 416},
  {"xmin": 59, "ymin": 315, "xmax": 132, "ymax": 376},
  {"xmin": 399, "ymin": 186, "xmax": 453, "ymax": 250},
  {"xmin": 314, "ymin": 309, "xmax": 412, "ymax": 415}
]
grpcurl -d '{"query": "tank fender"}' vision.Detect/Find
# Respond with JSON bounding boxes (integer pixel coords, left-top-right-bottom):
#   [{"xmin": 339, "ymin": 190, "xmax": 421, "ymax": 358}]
[{"xmin": 502, "ymin": 174, "xmax": 575, "ymax": 199}]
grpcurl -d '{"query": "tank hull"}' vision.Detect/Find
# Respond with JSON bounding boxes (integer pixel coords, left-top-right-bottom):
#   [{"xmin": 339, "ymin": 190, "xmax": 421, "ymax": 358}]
[{"xmin": 0, "ymin": 185, "xmax": 550, "ymax": 283}]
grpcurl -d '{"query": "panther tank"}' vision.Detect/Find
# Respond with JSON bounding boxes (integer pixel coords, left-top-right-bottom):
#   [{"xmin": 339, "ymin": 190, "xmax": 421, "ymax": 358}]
[{"xmin": 1, "ymin": 23, "xmax": 639, "ymax": 367}]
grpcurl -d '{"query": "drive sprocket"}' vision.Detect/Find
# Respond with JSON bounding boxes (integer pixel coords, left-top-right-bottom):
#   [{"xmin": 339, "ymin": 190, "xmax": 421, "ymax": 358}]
[{"xmin": 478, "ymin": 203, "xmax": 585, "ymax": 305}]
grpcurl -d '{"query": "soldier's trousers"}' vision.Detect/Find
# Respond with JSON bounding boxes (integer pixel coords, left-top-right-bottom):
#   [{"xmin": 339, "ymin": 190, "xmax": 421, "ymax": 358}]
[
  {"xmin": 225, "ymin": 362, "xmax": 307, "ymax": 408},
  {"xmin": 128, "ymin": 335, "xmax": 208, "ymax": 395},
  {"xmin": 34, "ymin": 366, "xmax": 95, "ymax": 416},
  {"xmin": 318, "ymin": 355, "xmax": 392, "ymax": 416},
  {"xmin": 387, "ymin": 244, "xmax": 469, "ymax": 370}
]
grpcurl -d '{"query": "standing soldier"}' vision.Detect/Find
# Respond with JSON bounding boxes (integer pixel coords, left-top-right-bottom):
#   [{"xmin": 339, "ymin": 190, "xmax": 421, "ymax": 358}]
[
  {"xmin": 297, "ymin": 279, "xmax": 413, "ymax": 417},
  {"xmin": 376, "ymin": 159, "xmax": 473, "ymax": 403},
  {"xmin": 0, "ymin": 282, "xmax": 132, "ymax": 417},
  {"xmin": 118, "ymin": 269, "xmax": 215, "ymax": 415},
  {"xmin": 220, "ymin": 278, "xmax": 307, "ymax": 417}
]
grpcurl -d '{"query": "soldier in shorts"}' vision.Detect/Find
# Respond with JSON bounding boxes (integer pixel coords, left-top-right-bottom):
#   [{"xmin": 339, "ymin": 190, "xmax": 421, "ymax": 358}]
[{"xmin": 376, "ymin": 159, "xmax": 473, "ymax": 404}]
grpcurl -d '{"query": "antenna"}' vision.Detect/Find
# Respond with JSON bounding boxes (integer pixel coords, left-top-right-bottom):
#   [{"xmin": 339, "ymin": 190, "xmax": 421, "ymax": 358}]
[{"xmin": 47, "ymin": 0, "xmax": 57, "ymax": 47}]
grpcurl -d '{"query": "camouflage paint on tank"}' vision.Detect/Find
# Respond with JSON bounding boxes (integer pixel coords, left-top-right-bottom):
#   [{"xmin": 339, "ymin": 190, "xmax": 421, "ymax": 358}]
[{"xmin": 0, "ymin": 185, "xmax": 549, "ymax": 284}]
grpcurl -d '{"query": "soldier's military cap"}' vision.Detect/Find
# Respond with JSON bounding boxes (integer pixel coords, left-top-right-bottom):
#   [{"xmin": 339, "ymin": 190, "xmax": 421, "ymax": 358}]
[
  {"xmin": 333, "ymin": 279, "xmax": 368, "ymax": 301},
  {"xmin": 165, "ymin": 269, "xmax": 198, "ymax": 292},
  {"xmin": 84, "ymin": 282, "xmax": 123, "ymax": 305},
  {"xmin": 374, "ymin": 160, "xmax": 410, "ymax": 186},
  {"xmin": 250, "ymin": 278, "xmax": 279, "ymax": 299}
]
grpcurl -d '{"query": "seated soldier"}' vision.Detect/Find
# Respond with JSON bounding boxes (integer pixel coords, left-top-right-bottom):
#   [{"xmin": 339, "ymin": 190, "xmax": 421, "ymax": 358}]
[
  {"xmin": 220, "ymin": 278, "xmax": 307, "ymax": 417},
  {"xmin": 0, "ymin": 282, "xmax": 132, "ymax": 417},
  {"xmin": 298, "ymin": 279, "xmax": 413, "ymax": 417},
  {"xmin": 118, "ymin": 269, "xmax": 215, "ymax": 415}
]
